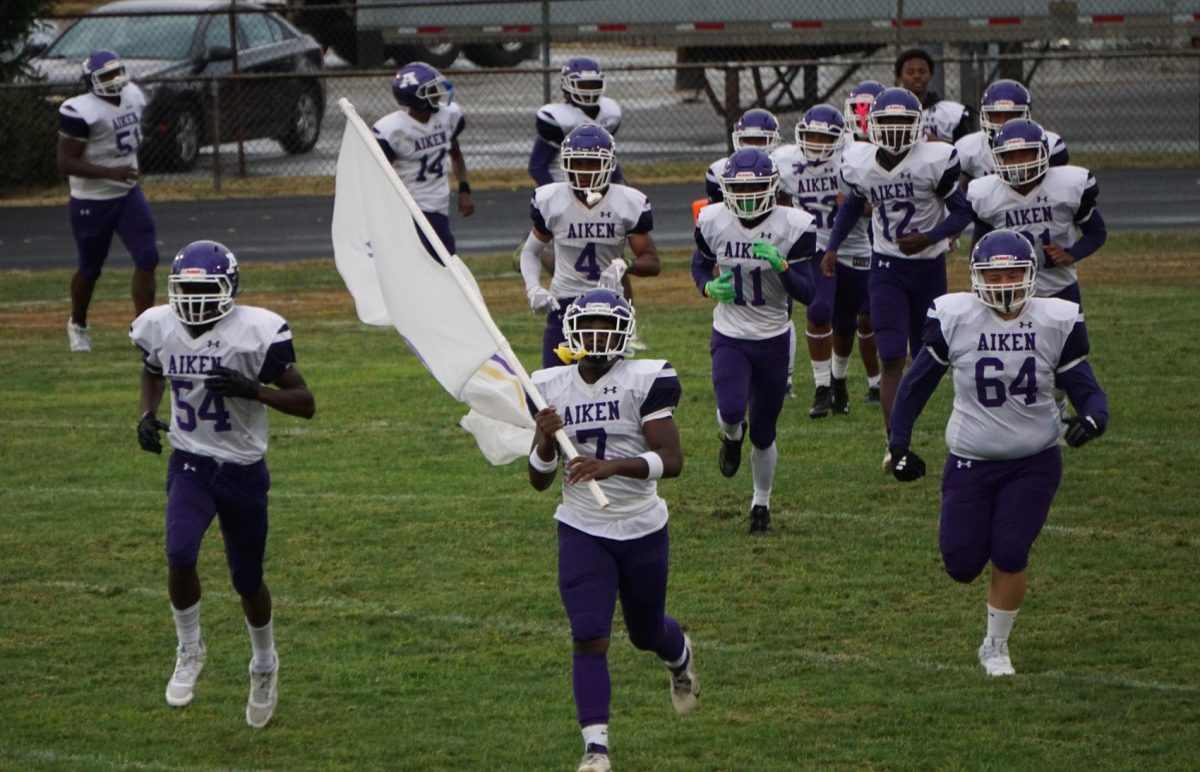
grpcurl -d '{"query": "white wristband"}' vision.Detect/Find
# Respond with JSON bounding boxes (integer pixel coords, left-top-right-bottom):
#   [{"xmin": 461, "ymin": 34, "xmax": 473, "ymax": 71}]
[
  {"xmin": 638, "ymin": 451, "xmax": 664, "ymax": 480},
  {"xmin": 529, "ymin": 447, "xmax": 558, "ymax": 473}
]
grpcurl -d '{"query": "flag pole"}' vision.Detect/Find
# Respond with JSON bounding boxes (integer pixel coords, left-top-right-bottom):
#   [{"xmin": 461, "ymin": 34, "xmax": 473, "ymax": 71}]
[{"xmin": 337, "ymin": 99, "xmax": 609, "ymax": 508}]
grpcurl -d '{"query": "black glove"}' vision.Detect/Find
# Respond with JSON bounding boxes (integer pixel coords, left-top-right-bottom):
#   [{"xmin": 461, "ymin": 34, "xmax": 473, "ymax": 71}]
[
  {"xmin": 137, "ymin": 413, "xmax": 169, "ymax": 454},
  {"xmin": 1063, "ymin": 415, "xmax": 1105, "ymax": 448},
  {"xmin": 889, "ymin": 445, "xmax": 926, "ymax": 482},
  {"xmin": 204, "ymin": 365, "xmax": 260, "ymax": 400}
]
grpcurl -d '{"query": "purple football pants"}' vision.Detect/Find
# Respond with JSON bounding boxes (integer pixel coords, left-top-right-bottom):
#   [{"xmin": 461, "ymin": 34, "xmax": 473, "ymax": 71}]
[
  {"xmin": 69, "ymin": 187, "xmax": 159, "ymax": 279},
  {"xmin": 939, "ymin": 445, "xmax": 1062, "ymax": 582},
  {"xmin": 541, "ymin": 297, "xmax": 575, "ymax": 368},
  {"xmin": 832, "ymin": 262, "xmax": 872, "ymax": 336},
  {"xmin": 868, "ymin": 253, "xmax": 947, "ymax": 361},
  {"xmin": 165, "ymin": 449, "xmax": 271, "ymax": 598},
  {"xmin": 710, "ymin": 328, "xmax": 790, "ymax": 449},
  {"xmin": 558, "ymin": 521, "xmax": 686, "ymax": 727}
]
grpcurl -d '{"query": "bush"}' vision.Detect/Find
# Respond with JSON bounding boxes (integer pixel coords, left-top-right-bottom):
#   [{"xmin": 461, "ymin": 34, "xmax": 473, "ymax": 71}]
[{"xmin": 0, "ymin": 86, "xmax": 60, "ymax": 189}]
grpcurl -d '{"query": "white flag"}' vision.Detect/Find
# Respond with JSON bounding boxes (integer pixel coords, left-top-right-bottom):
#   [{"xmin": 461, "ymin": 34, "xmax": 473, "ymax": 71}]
[{"xmin": 331, "ymin": 100, "xmax": 534, "ymax": 466}]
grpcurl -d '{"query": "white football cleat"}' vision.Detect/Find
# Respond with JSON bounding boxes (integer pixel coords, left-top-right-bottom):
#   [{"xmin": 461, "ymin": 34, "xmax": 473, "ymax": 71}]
[
  {"xmin": 67, "ymin": 318, "xmax": 92, "ymax": 353},
  {"xmin": 246, "ymin": 656, "xmax": 279, "ymax": 728},
  {"xmin": 881, "ymin": 448, "xmax": 893, "ymax": 474},
  {"xmin": 577, "ymin": 751, "xmax": 611, "ymax": 772},
  {"xmin": 165, "ymin": 640, "xmax": 206, "ymax": 707},
  {"xmin": 978, "ymin": 638, "xmax": 1016, "ymax": 677},
  {"xmin": 668, "ymin": 634, "xmax": 700, "ymax": 715}
]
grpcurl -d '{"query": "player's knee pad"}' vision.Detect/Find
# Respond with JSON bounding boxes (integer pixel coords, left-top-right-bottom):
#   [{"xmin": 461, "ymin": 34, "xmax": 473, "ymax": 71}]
[
  {"xmin": 229, "ymin": 565, "xmax": 264, "ymax": 599},
  {"xmin": 943, "ymin": 557, "xmax": 986, "ymax": 584},
  {"xmin": 806, "ymin": 300, "xmax": 833, "ymax": 327},
  {"xmin": 989, "ymin": 543, "xmax": 1032, "ymax": 575},
  {"xmin": 748, "ymin": 424, "xmax": 777, "ymax": 450},
  {"xmin": 568, "ymin": 612, "xmax": 614, "ymax": 643}
]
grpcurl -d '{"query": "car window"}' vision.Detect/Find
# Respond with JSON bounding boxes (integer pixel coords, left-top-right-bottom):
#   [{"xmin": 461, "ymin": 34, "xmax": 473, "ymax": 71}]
[
  {"xmin": 269, "ymin": 17, "xmax": 296, "ymax": 40},
  {"xmin": 44, "ymin": 14, "xmax": 199, "ymax": 60},
  {"xmin": 240, "ymin": 12, "xmax": 279, "ymax": 48},
  {"xmin": 202, "ymin": 14, "xmax": 233, "ymax": 52}
]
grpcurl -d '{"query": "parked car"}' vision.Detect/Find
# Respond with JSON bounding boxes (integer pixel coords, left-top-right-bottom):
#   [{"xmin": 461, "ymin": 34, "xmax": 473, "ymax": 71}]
[{"xmin": 29, "ymin": 0, "xmax": 325, "ymax": 171}]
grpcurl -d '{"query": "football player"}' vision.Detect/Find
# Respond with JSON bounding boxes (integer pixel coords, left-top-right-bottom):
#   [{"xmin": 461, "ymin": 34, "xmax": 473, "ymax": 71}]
[
  {"xmin": 824, "ymin": 87, "xmax": 973, "ymax": 469},
  {"xmin": 955, "ymin": 80, "xmax": 1069, "ymax": 184},
  {"xmin": 840, "ymin": 81, "xmax": 887, "ymax": 405},
  {"xmin": 894, "ymin": 48, "xmax": 974, "ymax": 143},
  {"xmin": 528, "ymin": 289, "xmax": 697, "ymax": 772},
  {"xmin": 130, "ymin": 241, "xmax": 315, "ymax": 728},
  {"xmin": 887, "ymin": 230, "xmax": 1108, "ymax": 676},
  {"xmin": 966, "ymin": 119, "xmax": 1106, "ymax": 309},
  {"xmin": 692, "ymin": 149, "xmax": 817, "ymax": 534},
  {"xmin": 373, "ymin": 61, "xmax": 474, "ymax": 259},
  {"xmin": 519, "ymin": 125, "xmax": 660, "ymax": 368},
  {"xmin": 58, "ymin": 49, "xmax": 159, "ymax": 352},
  {"xmin": 529, "ymin": 56, "xmax": 624, "ymax": 187}
]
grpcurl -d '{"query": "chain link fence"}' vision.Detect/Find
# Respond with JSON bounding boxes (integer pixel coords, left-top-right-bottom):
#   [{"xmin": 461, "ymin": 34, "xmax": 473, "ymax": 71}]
[{"xmin": 4, "ymin": 0, "xmax": 1198, "ymax": 192}]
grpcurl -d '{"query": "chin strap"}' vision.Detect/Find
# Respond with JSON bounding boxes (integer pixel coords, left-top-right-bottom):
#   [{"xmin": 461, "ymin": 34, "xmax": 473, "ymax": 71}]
[{"xmin": 555, "ymin": 345, "xmax": 588, "ymax": 364}]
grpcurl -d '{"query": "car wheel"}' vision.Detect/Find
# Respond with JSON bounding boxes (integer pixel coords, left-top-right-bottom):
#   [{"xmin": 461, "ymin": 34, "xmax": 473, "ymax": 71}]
[
  {"xmin": 462, "ymin": 42, "xmax": 536, "ymax": 68},
  {"xmin": 278, "ymin": 85, "xmax": 322, "ymax": 155},
  {"xmin": 386, "ymin": 42, "xmax": 461, "ymax": 68},
  {"xmin": 143, "ymin": 104, "xmax": 202, "ymax": 172}
]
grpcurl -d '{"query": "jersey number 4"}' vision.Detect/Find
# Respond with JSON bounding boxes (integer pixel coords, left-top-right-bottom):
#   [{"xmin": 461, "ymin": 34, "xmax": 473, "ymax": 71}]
[
  {"xmin": 416, "ymin": 148, "xmax": 447, "ymax": 182},
  {"xmin": 975, "ymin": 356, "xmax": 1038, "ymax": 408},
  {"xmin": 171, "ymin": 379, "xmax": 232, "ymax": 432}
]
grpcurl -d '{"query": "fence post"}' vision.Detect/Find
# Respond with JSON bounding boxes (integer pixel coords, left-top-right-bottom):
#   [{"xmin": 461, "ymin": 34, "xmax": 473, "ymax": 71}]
[
  {"xmin": 210, "ymin": 78, "xmax": 222, "ymax": 194},
  {"xmin": 229, "ymin": 0, "xmax": 245, "ymax": 177},
  {"xmin": 723, "ymin": 64, "xmax": 739, "ymax": 154},
  {"xmin": 541, "ymin": 0, "xmax": 551, "ymax": 103}
]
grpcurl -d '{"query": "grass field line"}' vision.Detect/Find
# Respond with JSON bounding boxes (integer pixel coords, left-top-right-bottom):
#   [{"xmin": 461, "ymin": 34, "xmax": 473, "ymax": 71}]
[
  {"xmin": 20, "ymin": 578, "xmax": 1200, "ymax": 696},
  {"xmin": 7, "ymin": 483, "xmax": 1194, "ymax": 547}
]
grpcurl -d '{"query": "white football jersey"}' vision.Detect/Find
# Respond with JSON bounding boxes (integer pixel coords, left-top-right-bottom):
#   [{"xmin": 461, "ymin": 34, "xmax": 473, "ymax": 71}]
[
  {"xmin": 696, "ymin": 203, "xmax": 816, "ymax": 340},
  {"xmin": 955, "ymin": 129, "xmax": 1067, "ymax": 180},
  {"xmin": 840, "ymin": 139, "xmax": 958, "ymax": 260},
  {"xmin": 533, "ymin": 182, "xmax": 651, "ymax": 300},
  {"xmin": 130, "ymin": 305, "xmax": 296, "ymax": 465},
  {"xmin": 773, "ymin": 143, "xmax": 841, "ymax": 251},
  {"xmin": 536, "ymin": 98, "xmax": 622, "ymax": 182},
  {"xmin": 923, "ymin": 99, "xmax": 966, "ymax": 143},
  {"xmin": 373, "ymin": 102, "xmax": 465, "ymax": 215},
  {"xmin": 532, "ymin": 358, "xmax": 681, "ymax": 539},
  {"xmin": 967, "ymin": 166, "xmax": 1096, "ymax": 296},
  {"xmin": 58, "ymin": 83, "xmax": 146, "ymax": 200},
  {"xmin": 929, "ymin": 293, "xmax": 1084, "ymax": 460}
]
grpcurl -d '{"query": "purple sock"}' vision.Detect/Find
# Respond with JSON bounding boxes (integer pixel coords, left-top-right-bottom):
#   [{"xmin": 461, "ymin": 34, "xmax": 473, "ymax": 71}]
[
  {"xmin": 572, "ymin": 652, "xmax": 610, "ymax": 727},
  {"xmin": 655, "ymin": 614, "xmax": 686, "ymax": 666}
]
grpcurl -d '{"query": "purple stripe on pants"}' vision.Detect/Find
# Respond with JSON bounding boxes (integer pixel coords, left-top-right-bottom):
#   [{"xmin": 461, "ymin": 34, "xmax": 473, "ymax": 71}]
[
  {"xmin": 69, "ymin": 187, "xmax": 159, "ymax": 279},
  {"xmin": 939, "ymin": 445, "xmax": 1062, "ymax": 582},
  {"xmin": 165, "ymin": 449, "xmax": 271, "ymax": 598},
  {"xmin": 832, "ymin": 262, "xmax": 871, "ymax": 336},
  {"xmin": 710, "ymin": 328, "xmax": 790, "ymax": 449},
  {"xmin": 868, "ymin": 252, "xmax": 947, "ymax": 361}
]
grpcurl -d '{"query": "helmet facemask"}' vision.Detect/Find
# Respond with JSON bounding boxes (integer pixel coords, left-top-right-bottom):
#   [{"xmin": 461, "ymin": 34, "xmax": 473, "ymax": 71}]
[
  {"xmin": 868, "ymin": 112, "xmax": 921, "ymax": 155},
  {"xmin": 971, "ymin": 259, "xmax": 1038, "ymax": 316},
  {"xmin": 993, "ymin": 141, "xmax": 1048, "ymax": 187},
  {"xmin": 168, "ymin": 273, "xmax": 236, "ymax": 325},
  {"xmin": 562, "ymin": 299, "xmax": 636, "ymax": 361},
  {"xmin": 562, "ymin": 148, "xmax": 615, "ymax": 205}
]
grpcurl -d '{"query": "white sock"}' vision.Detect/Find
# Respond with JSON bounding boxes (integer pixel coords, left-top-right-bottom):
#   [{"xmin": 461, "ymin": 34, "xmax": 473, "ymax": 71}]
[
  {"xmin": 787, "ymin": 321, "xmax": 797, "ymax": 379},
  {"xmin": 246, "ymin": 617, "xmax": 277, "ymax": 671},
  {"xmin": 582, "ymin": 723, "xmax": 609, "ymax": 751},
  {"xmin": 751, "ymin": 443, "xmax": 778, "ymax": 507},
  {"xmin": 172, "ymin": 601, "xmax": 201, "ymax": 648},
  {"xmin": 867, "ymin": 374, "xmax": 881, "ymax": 389},
  {"xmin": 986, "ymin": 604, "xmax": 1019, "ymax": 643},
  {"xmin": 831, "ymin": 353, "xmax": 850, "ymax": 380},
  {"xmin": 717, "ymin": 409, "xmax": 743, "ymax": 440},
  {"xmin": 810, "ymin": 358, "xmax": 831, "ymax": 387}
]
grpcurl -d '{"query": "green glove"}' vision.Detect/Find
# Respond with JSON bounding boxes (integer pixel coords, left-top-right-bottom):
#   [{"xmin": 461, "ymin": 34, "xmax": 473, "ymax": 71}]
[
  {"xmin": 752, "ymin": 240, "xmax": 788, "ymax": 273},
  {"xmin": 704, "ymin": 272, "xmax": 736, "ymax": 304}
]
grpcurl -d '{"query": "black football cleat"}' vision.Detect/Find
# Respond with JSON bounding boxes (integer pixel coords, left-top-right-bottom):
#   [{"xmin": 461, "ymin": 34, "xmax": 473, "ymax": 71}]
[
  {"xmin": 749, "ymin": 505, "xmax": 772, "ymax": 536},
  {"xmin": 809, "ymin": 385, "xmax": 832, "ymax": 419},
  {"xmin": 866, "ymin": 385, "xmax": 882, "ymax": 404},
  {"xmin": 718, "ymin": 422, "xmax": 746, "ymax": 478},
  {"xmin": 831, "ymin": 377, "xmax": 850, "ymax": 415}
]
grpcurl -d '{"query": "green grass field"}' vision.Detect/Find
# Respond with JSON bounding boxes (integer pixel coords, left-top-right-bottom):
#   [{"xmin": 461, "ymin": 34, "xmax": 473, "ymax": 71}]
[{"xmin": 2, "ymin": 233, "xmax": 1199, "ymax": 770}]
